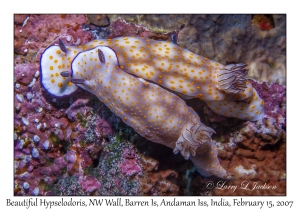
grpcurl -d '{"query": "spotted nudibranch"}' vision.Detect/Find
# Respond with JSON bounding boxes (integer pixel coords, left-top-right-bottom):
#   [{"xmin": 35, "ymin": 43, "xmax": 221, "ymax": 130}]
[
  {"xmin": 40, "ymin": 36, "xmax": 264, "ymax": 121},
  {"xmin": 94, "ymin": 37, "xmax": 265, "ymax": 121},
  {"xmin": 40, "ymin": 43, "xmax": 227, "ymax": 178}
]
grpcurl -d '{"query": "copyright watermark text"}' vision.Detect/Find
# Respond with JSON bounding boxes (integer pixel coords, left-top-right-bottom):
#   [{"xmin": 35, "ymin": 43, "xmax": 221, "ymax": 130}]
[{"xmin": 206, "ymin": 181, "xmax": 277, "ymax": 193}]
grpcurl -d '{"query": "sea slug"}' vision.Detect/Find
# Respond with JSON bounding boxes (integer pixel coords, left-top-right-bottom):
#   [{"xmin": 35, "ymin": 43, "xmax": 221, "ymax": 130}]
[
  {"xmin": 95, "ymin": 37, "xmax": 264, "ymax": 121},
  {"xmin": 40, "ymin": 36, "xmax": 264, "ymax": 121},
  {"xmin": 40, "ymin": 43, "xmax": 227, "ymax": 178}
]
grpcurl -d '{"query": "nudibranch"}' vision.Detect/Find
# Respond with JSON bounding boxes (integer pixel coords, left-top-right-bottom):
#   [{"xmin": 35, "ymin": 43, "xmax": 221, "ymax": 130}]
[
  {"xmin": 40, "ymin": 43, "xmax": 227, "ymax": 178},
  {"xmin": 40, "ymin": 37, "xmax": 264, "ymax": 121},
  {"xmin": 90, "ymin": 37, "xmax": 265, "ymax": 121}
]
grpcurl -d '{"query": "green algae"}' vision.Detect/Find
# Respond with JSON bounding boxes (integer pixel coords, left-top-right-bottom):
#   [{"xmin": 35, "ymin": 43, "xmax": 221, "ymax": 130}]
[
  {"xmin": 79, "ymin": 139, "xmax": 85, "ymax": 147},
  {"xmin": 83, "ymin": 165, "xmax": 96, "ymax": 176},
  {"xmin": 42, "ymin": 156, "xmax": 54, "ymax": 167},
  {"xmin": 48, "ymin": 133, "xmax": 60, "ymax": 147},
  {"xmin": 76, "ymin": 112, "xmax": 87, "ymax": 127},
  {"xmin": 38, "ymin": 179, "xmax": 59, "ymax": 194},
  {"xmin": 269, "ymin": 62, "xmax": 276, "ymax": 69}
]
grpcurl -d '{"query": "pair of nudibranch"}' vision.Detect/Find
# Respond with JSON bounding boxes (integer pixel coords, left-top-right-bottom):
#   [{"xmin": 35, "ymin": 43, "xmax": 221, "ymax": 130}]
[{"xmin": 40, "ymin": 36, "xmax": 265, "ymax": 178}]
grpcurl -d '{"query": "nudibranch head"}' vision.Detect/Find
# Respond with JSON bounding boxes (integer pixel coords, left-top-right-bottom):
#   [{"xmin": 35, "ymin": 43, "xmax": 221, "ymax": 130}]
[
  {"xmin": 70, "ymin": 45, "xmax": 118, "ymax": 91},
  {"xmin": 40, "ymin": 45, "xmax": 80, "ymax": 97}
]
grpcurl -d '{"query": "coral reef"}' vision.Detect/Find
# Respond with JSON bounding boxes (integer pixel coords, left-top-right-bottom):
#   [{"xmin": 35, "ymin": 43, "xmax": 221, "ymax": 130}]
[
  {"xmin": 14, "ymin": 14, "xmax": 286, "ymax": 196},
  {"xmin": 213, "ymin": 115, "xmax": 286, "ymax": 195},
  {"xmin": 14, "ymin": 93, "xmax": 113, "ymax": 195}
]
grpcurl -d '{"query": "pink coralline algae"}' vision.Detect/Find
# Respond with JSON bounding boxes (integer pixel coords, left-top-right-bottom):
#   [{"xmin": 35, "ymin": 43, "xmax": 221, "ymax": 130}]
[
  {"xmin": 14, "ymin": 14, "xmax": 93, "ymax": 60},
  {"xmin": 14, "ymin": 97, "xmax": 113, "ymax": 195},
  {"xmin": 108, "ymin": 18, "xmax": 153, "ymax": 39},
  {"xmin": 119, "ymin": 148, "xmax": 141, "ymax": 177},
  {"xmin": 64, "ymin": 98, "xmax": 113, "ymax": 141},
  {"xmin": 79, "ymin": 175, "xmax": 101, "ymax": 193},
  {"xmin": 250, "ymin": 80, "xmax": 286, "ymax": 127},
  {"xmin": 14, "ymin": 62, "xmax": 113, "ymax": 195},
  {"xmin": 14, "ymin": 63, "xmax": 39, "ymax": 85},
  {"xmin": 65, "ymin": 99, "xmax": 91, "ymax": 122}
]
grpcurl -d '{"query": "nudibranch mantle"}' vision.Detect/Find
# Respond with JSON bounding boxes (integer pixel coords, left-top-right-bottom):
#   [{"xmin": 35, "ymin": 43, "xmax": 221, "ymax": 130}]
[{"xmin": 67, "ymin": 45, "xmax": 227, "ymax": 178}]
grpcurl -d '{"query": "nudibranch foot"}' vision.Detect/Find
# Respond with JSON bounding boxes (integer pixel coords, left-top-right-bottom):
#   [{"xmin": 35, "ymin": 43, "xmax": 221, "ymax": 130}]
[
  {"xmin": 217, "ymin": 63, "xmax": 248, "ymax": 94},
  {"xmin": 190, "ymin": 140, "xmax": 227, "ymax": 178}
]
